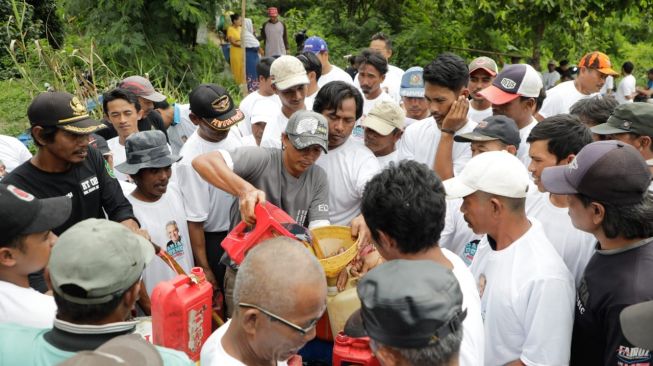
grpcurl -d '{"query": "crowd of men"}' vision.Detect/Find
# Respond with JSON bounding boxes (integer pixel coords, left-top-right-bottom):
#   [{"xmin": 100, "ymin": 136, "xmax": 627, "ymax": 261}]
[{"xmin": 1, "ymin": 29, "xmax": 653, "ymax": 366}]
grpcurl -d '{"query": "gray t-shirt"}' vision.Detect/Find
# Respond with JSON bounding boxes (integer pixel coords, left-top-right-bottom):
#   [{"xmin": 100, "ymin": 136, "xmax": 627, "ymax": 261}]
[
  {"xmin": 227, "ymin": 146, "xmax": 329, "ymax": 228},
  {"xmin": 263, "ymin": 21, "xmax": 286, "ymax": 56}
]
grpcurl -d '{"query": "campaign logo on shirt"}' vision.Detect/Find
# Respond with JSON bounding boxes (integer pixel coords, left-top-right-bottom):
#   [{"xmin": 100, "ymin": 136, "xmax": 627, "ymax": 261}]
[
  {"xmin": 616, "ymin": 345, "xmax": 651, "ymax": 365},
  {"xmin": 462, "ymin": 239, "xmax": 480, "ymax": 266},
  {"xmin": 80, "ymin": 175, "xmax": 99, "ymax": 195},
  {"xmin": 165, "ymin": 220, "xmax": 186, "ymax": 260}
]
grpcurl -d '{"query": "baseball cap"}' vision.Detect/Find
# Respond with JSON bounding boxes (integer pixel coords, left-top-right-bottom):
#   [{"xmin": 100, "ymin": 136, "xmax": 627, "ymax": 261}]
[
  {"xmin": 469, "ymin": 56, "xmax": 498, "ymax": 76},
  {"xmin": 268, "ymin": 7, "xmax": 278, "ymax": 16},
  {"xmin": 620, "ymin": 300, "xmax": 653, "ymax": 350},
  {"xmin": 89, "ymin": 134, "xmax": 111, "ymax": 155},
  {"xmin": 362, "ymin": 101, "xmax": 405, "ymax": 135},
  {"xmin": 27, "ymin": 91, "xmax": 106, "ymax": 135},
  {"xmin": 119, "ymin": 76, "xmax": 166, "ymax": 102},
  {"xmin": 115, "ymin": 130, "xmax": 181, "ymax": 175},
  {"xmin": 303, "ymin": 36, "xmax": 328, "ymax": 54},
  {"xmin": 285, "ymin": 110, "xmax": 328, "ymax": 153},
  {"xmin": 578, "ymin": 51, "xmax": 618, "ymax": 76},
  {"xmin": 591, "ymin": 103, "xmax": 653, "ymax": 137},
  {"xmin": 49, "ymin": 218, "xmax": 155, "ymax": 305},
  {"xmin": 454, "ymin": 115, "xmax": 520, "ymax": 148},
  {"xmin": 270, "ymin": 56, "xmax": 309, "ymax": 90},
  {"xmin": 547, "ymin": 60, "xmax": 556, "ymax": 66},
  {"xmin": 478, "ymin": 64, "xmax": 543, "ymax": 105},
  {"xmin": 0, "ymin": 184, "xmax": 72, "ymax": 244},
  {"xmin": 443, "ymin": 150, "xmax": 530, "ymax": 199},
  {"xmin": 541, "ymin": 140, "xmax": 651, "ymax": 205},
  {"xmin": 345, "ymin": 260, "xmax": 467, "ymax": 348},
  {"xmin": 59, "ymin": 334, "xmax": 164, "ymax": 366},
  {"xmin": 189, "ymin": 83, "xmax": 244, "ymax": 130},
  {"xmin": 399, "ymin": 67, "xmax": 425, "ymax": 98}
]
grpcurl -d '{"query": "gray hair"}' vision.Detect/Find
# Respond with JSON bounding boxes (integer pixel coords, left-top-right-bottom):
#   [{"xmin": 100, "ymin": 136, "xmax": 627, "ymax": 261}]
[
  {"xmin": 385, "ymin": 328, "xmax": 462, "ymax": 366},
  {"xmin": 233, "ymin": 237, "xmax": 326, "ymax": 315},
  {"xmin": 578, "ymin": 193, "xmax": 653, "ymax": 239}
]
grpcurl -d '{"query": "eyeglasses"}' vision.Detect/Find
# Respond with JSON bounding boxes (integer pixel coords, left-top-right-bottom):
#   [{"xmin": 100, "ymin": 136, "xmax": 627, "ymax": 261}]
[{"xmin": 238, "ymin": 302, "xmax": 319, "ymax": 335}]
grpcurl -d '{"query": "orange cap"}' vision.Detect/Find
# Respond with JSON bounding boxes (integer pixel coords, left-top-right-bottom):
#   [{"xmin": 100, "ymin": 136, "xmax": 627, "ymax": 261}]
[{"xmin": 578, "ymin": 51, "xmax": 618, "ymax": 76}]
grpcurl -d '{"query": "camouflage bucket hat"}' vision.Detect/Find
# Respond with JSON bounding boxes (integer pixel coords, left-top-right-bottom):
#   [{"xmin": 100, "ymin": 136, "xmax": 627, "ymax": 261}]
[{"xmin": 115, "ymin": 130, "xmax": 181, "ymax": 175}]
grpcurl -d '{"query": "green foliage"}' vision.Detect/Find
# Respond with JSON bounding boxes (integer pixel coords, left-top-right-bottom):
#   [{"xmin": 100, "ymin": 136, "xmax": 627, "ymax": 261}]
[{"xmin": 0, "ymin": 79, "xmax": 32, "ymax": 136}]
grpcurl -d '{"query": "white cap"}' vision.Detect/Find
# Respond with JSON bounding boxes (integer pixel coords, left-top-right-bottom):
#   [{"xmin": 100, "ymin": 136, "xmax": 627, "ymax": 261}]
[
  {"xmin": 270, "ymin": 56, "xmax": 309, "ymax": 90},
  {"xmin": 443, "ymin": 151, "xmax": 530, "ymax": 199}
]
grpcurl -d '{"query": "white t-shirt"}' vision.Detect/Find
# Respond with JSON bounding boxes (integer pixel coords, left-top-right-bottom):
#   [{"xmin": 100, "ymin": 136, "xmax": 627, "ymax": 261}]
[
  {"xmin": 318, "ymin": 65, "xmax": 354, "ymax": 88},
  {"xmin": 384, "ymin": 65, "xmax": 404, "ymax": 104},
  {"xmin": 174, "ymin": 129, "xmax": 245, "ymax": 232},
  {"xmin": 616, "ymin": 74, "xmax": 637, "ymax": 104},
  {"xmin": 470, "ymin": 219, "xmax": 575, "ymax": 366},
  {"xmin": 541, "ymin": 71, "xmax": 560, "ymax": 90},
  {"xmin": 128, "ymin": 183, "xmax": 195, "ymax": 295},
  {"xmin": 238, "ymin": 92, "xmax": 280, "ymax": 136},
  {"xmin": 517, "ymin": 118, "xmax": 537, "ymax": 168},
  {"xmin": 440, "ymin": 198, "xmax": 481, "ymax": 260},
  {"xmin": 0, "ymin": 281, "xmax": 56, "ymax": 328},
  {"xmin": 525, "ymin": 191, "xmax": 596, "ymax": 286},
  {"xmin": 539, "ymin": 80, "xmax": 594, "ymax": 118},
  {"xmin": 467, "ymin": 105, "xmax": 492, "ymax": 123},
  {"xmin": 397, "ymin": 117, "xmax": 476, "ymax": 175},
  {"xmin": 167, "ymin": 104, "xmax": 198, "ymax": 155},
  {"xmin": 404, "ymin": 116, "xmax": 429, "ymax": 128},
  {"xmin": 0, "ymin": 135, "xmax": 31, "ymax": 173},
  {"xmin": 442, "ymin": 249, "xmax": 485, "ymax": 366},
  {"xmin": 376, "ymin": 150, "xmax": 398, "ymax": 168},
  {"xmin": 201, "ymin": 319, "xmax": 287, "ymax": 366},
  {"xmin": 600, "ymin": 75, "xmax": 614, "ymax": 95},
  {"xmin": 107, "ymin": 137, "xmax": 129, "ymax": 182},
  {"xmin": 305, "ymin": 91, "xmax": 317, "ymax": 111},
  {"xmin": 260, "ymin": 110, "xmax": 291, "ymax": 149},
  {"xmin": 316, "ymin": 138, "xmax": 380, "ymax": 225}
]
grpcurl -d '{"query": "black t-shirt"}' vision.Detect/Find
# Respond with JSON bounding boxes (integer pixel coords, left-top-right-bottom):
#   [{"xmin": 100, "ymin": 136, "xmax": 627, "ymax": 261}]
[
  {"xmin": 570, "ymin": 238, "xmax": 653, "ymax": 365},
  {"xmin": 3, "ymin": 147, "xmax": 136, "ymax": 235},
  {"xmin": 95, "ymin": 111, "xmax": 168, "ymax": 142}
]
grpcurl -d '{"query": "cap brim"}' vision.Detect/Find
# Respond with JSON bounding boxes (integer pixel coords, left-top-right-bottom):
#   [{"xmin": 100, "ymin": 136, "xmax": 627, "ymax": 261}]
[
  {"xmin": 620, "ymin": 300, "xmax": 653, "ymax": 350},
  {"xmin": 141, "ymin": 91, "xmax": 167, "ymax": 102},
  {"xmin": 288, "ymin": 134, "xmax": 328, "ymax": 154},
  {"xmin": 21, "ymin": 196, "xmax": 72, "ymax": 235},
  {"xmin": 344, "ymin": 309, "xmax": 368, "ymax": 338},
  {"xmin": 399, "ymin": 88, "xmax": 425, "ymax": 98},
  {"xmin": 598, "ymin": 67, "xmax": 619, "ymax": 76},
  {"xmin": 362, "ymin": 116, "xmax": 395, "ymax": 136},
  {"xmin": 469, "ymin": 67, "xmax": 497, "ymax": 76},
  {"xmin": 590, "ymin": 122, "xmax": 628, "ymax": 135},
  {"xmin": 453, "ymin": 132, "xmax": 499, "ymax": 143},
  {"xmin": 275, "ymin": 75, "xmax": 310, "ymax": 91},
  {"xmin": 478, "ymin": 85, "xmax": 520, "ymax": 105},
  {"xmin": 59, "ymin": 117, "xmax": 107, "ymax": 135},
  {"xmin": 443, "ymin": 176, "xmax": 477, "ymax": 199},
  {"xmin": 540, "ymin": 165, "xmax": 579, "ymax": 195},
  {"xmin": 207, "ymin": 108, "xmax": 245, "ymax": 131},
  {"xmin": 115, "ymin": 154, "xmax": 182, "ymax": 175},
  {"xmin": 96, "ymin": 334, "xmax": 163, "ymax": 366}
]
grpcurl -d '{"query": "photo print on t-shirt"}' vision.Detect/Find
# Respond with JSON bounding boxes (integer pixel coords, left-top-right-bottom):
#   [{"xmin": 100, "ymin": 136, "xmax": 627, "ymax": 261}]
[{"xmin": 165, "ymin": 220, "xmax": 187, "ymax": 260}]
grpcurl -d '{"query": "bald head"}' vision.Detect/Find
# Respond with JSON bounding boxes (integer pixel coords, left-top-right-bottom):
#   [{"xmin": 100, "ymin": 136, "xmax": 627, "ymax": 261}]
[{"xmin": 234, "ymin": 237, "xmax": 326, "ymax": 315}]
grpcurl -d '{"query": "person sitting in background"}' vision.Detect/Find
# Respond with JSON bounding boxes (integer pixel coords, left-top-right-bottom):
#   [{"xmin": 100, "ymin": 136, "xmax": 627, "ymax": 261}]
[
  {"xmin": 0, "ymin": 218, "xmax": 193, "ymax": 365},
  {"xmin": 569, "ymin": 95, "xmax": 619, "ymax": 140},
  {"xmin": 117, "ymin": 130, "xmax": 194, "ymax": 298},
  {"xmin": 0, "ymin": 184, "xmax": 71, "ymax": 328},
  {"xmin": 200, "ymin": 237, "xmax": 327, "ymax": 366},
  {"xmin": 345, "ymin": 260, "xmax": 467, "ymax": 366},
  {"xmin": 362, "ymin": 101, "xmax": 404, "ymax": 168}
]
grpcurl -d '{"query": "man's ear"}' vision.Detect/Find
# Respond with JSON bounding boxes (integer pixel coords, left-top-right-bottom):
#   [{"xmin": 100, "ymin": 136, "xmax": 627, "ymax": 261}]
[
  {"xmin": 506, "ymin": 145, "xmax": 518, "ymax": 156},
  {"xmin": 0, "ymin": 247, "xmax": 17, "ymax": 267},
  {"xmin": 460, "ymin": 88, "xmax": 470, "ymax": 98},
  {"xmin": 122, "ymin": 281, "xmax": 141, "ymax": 310},
  {"xmin": 31, "ymin": 126, "xmax": 47, "ymax": 146},
  {"xmin": 241, "ymin": 308, "xmax": 263, "ymax": 336},
  {"xmin": 562, "ymin": 154, "xmax": 576, "ymax": 165},
  {"xmin": 137, "ymin": 108, "xmax": 145, "ymax": 121},
  {"xmin": 188, "ymin": 113, "xmax": 201, "ymax": 126},
  {"xmin": 490, "ymin": 197, "xmax": 503, "ymax": 216},
  {"xmin": 591, "ymin": 202, "xmax": 606, "ymax": 226},
  {"xmin": 638, "ymin": 136, "xmax": 651, "ymax": 151}
]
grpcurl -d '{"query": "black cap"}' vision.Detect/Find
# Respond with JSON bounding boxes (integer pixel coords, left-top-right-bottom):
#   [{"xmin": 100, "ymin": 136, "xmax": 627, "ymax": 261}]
[
  {"xmin": 0, "ymin": 184, "xmax": 72, "ymax": 244},
  {"xmin": 454, "ymin": 115, "xmax": 521, "ymax": 148},
  {"xmin": 189, "ymin": 84, "xmax": 244, "ymax": 130},
  {"xmin": 27, "ymin": 91, "xmax": 106, "ymax": 135},
  {"xmin": 346, "ymin": 260, "xmax": 467, "ymax": 348}
]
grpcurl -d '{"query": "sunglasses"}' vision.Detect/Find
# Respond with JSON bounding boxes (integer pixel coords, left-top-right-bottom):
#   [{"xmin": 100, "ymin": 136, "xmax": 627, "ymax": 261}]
[{"xmin": 238, "ymin": 302, "xmax": 320, "ymax": 335}]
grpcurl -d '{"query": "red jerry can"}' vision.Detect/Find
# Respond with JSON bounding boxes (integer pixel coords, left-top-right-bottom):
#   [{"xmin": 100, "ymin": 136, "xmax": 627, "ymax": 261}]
[
  {"xmin": 151, "ymin": 267, "xmax": 213, "ymax": 361},
  {"xmin": 221, "ymin": 202, "xmax": 296, "ymax": 265},
  {"xmin": 332, "ymin": 332, "xmax": 381, "ymax": 366}
]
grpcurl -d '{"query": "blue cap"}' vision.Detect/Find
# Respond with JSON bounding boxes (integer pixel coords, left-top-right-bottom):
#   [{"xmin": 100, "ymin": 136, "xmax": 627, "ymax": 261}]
[
  {"xmin": 303, "ymin": 36, "xmax": 328, "ymax": 54},
  {"xmin": 400, "ymin": 66, "xmax": 425, "ymax": 98}
]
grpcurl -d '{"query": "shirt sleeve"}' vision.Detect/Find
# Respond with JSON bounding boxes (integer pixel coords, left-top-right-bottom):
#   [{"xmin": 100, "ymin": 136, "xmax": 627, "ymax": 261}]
[
  {"xmin": 175, "ymin": 160, "xmax": 211, "ymax": 223},
  {"xmin": 308, "ymin": 168, "xmax": 330, "ymax": 223},
  {"xmin": 259, "ymin": 116, "xmax": 283, "ymax": 149},
  {"xmin": 538, "ymin": 94, "xmax": 559, "ymax": 119},
  {"xmin": 519, "ymin": 277, "xmax": 575, "ymax": 365},
  {"xmin": 354, "ymin": 151, "xmax": 381, "ymax": 197},
  {"xmin": 97, "ymin": 150, "xmax": 137, "ymax": 223},
  {"xmin": 397, "ymin": 127, "xmax": 415, "ymax": 161}
]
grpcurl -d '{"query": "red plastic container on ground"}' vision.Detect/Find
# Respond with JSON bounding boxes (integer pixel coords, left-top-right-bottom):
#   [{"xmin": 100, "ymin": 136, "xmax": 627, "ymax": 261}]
[
  {"xmin": 221, "ymin": 202, "xmax": 296, "ymax": 264},
  {"xmin": 151, "ymin": 267, "xmax": 213, "ymax": 361},
  {"xmin": 332, "ymin": 332, "xmax": 381, "ymax": 366}
]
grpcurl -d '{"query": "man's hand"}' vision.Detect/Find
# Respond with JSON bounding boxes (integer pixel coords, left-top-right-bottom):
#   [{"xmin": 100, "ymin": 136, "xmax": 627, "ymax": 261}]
[
  {"xmin": 351, "ymin": 214, "xmax": 371, "ymax": 247},
  {"xmin": 134, "ymin": 228, "xmax": 151, "ymax": 242},
  {"xmin": 202, "ymin": 266, "xmax": 219, "ymax": 289},
  {"xmin": 239, "ymin": 189, "xmax": 266, "ymax": 226},
  {"xmin": 441, "ymin": 95, "xmax": 469, "ymax": 132}
]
